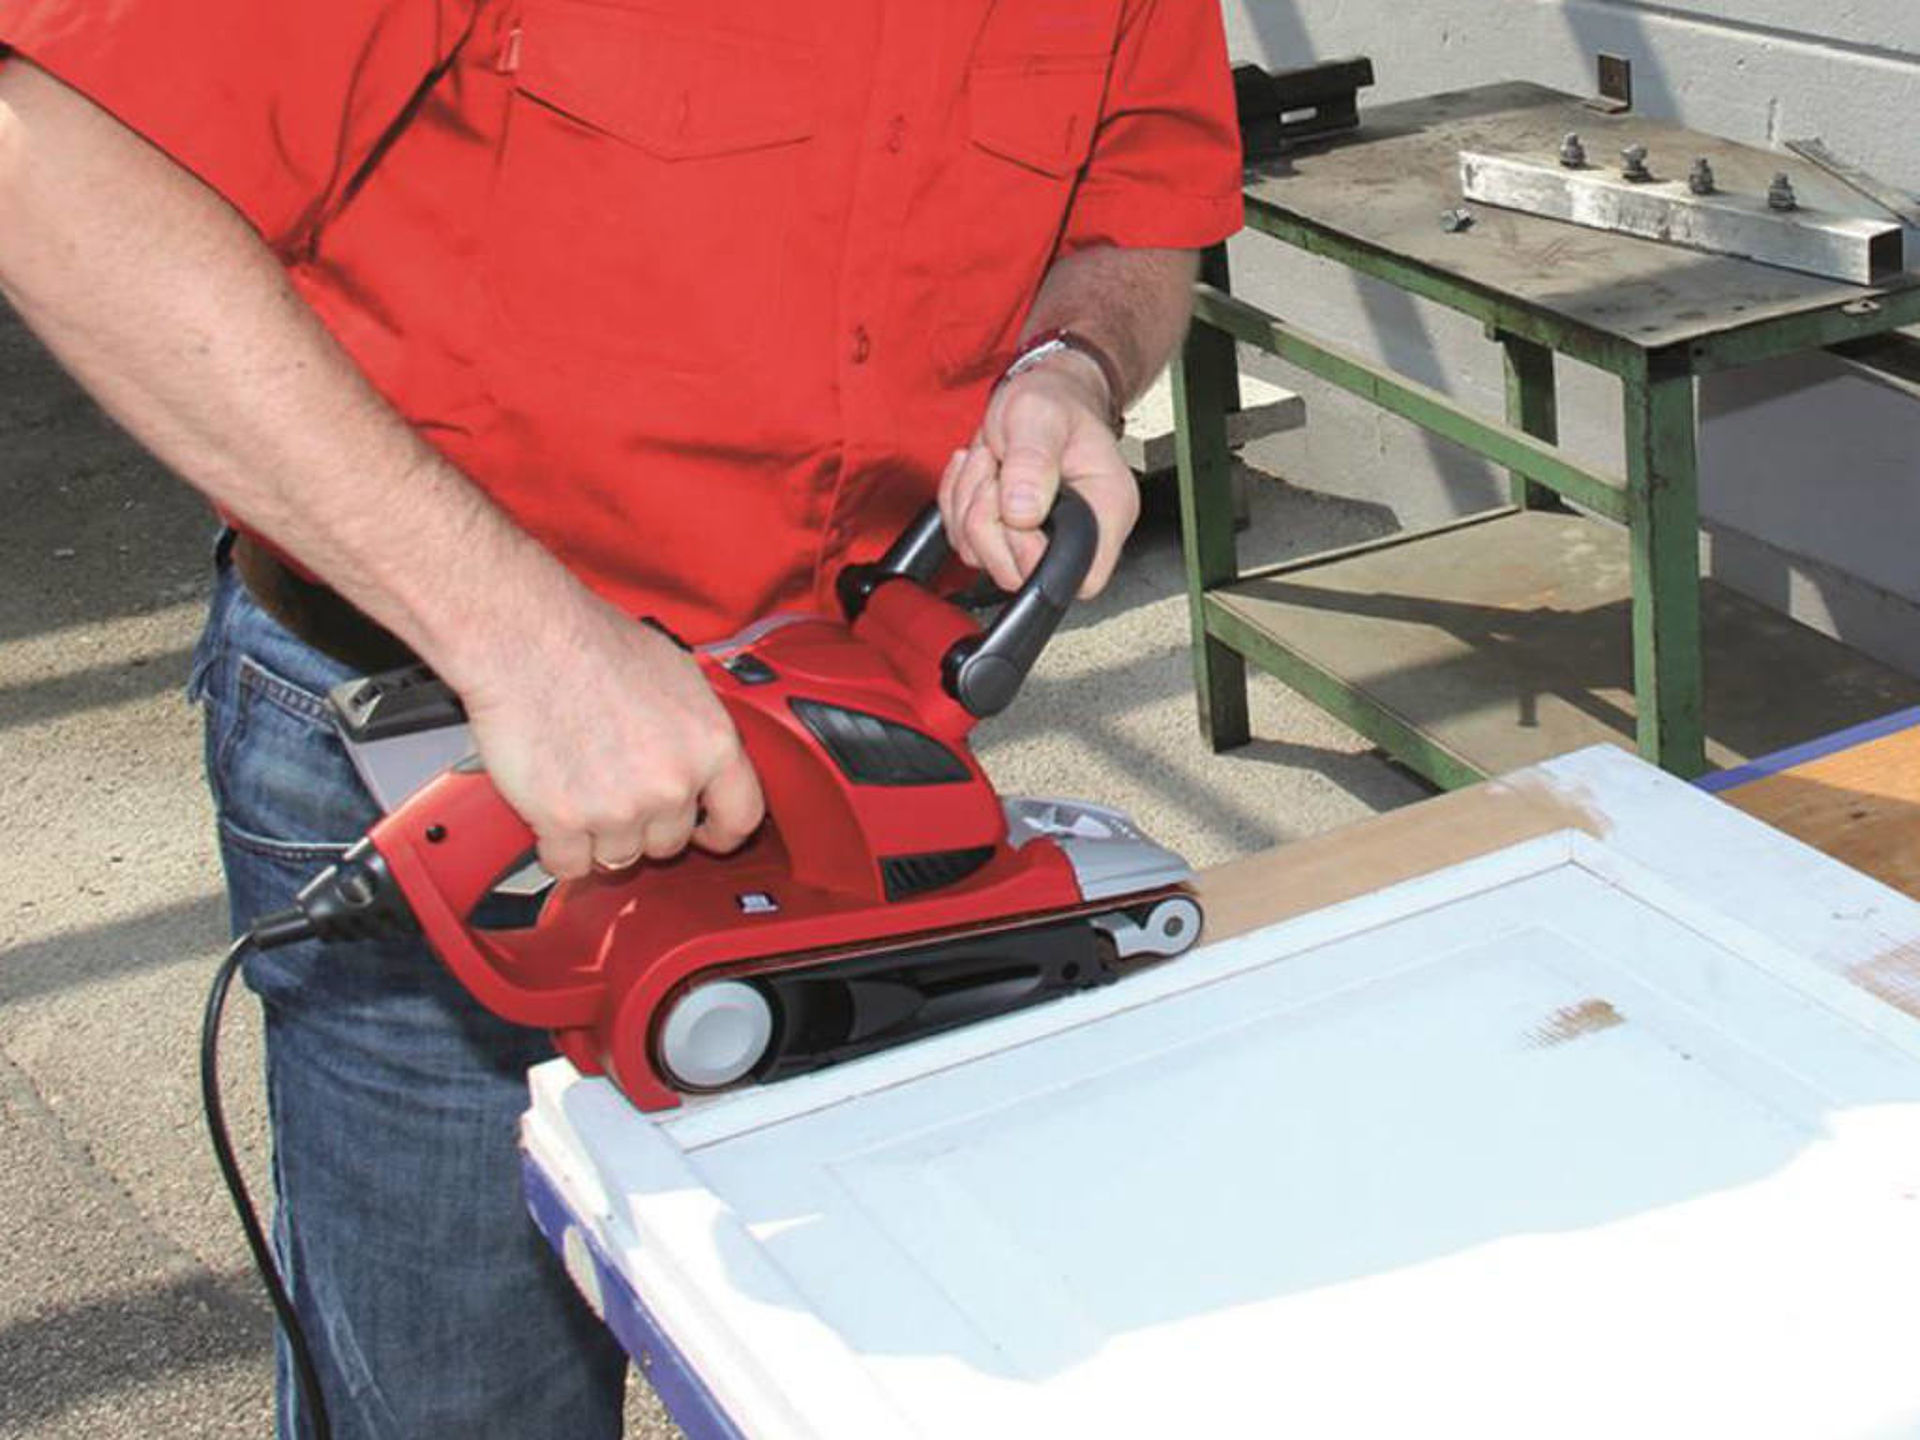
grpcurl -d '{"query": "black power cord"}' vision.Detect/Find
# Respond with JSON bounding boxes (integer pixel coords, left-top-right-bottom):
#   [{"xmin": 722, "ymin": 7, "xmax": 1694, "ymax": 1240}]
[
  {"xmin": 200, "ymin": 843, "xmax": 415, "ymax": 1440},
  {"xmin": 201, "ymin": 924, "xmax": 333, "ymax": 1440}
]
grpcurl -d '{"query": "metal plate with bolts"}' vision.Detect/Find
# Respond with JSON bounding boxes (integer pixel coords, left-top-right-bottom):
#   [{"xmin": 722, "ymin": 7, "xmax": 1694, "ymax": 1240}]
[{"xmin": 1459, "ymin": 150, "xmax": 1906, "ymax": 285}]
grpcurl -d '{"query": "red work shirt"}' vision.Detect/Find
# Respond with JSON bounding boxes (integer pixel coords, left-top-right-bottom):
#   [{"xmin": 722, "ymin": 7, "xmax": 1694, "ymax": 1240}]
[{"xmin": 2, "ymin": 0, "xmax": 1242, "ymax": 642}]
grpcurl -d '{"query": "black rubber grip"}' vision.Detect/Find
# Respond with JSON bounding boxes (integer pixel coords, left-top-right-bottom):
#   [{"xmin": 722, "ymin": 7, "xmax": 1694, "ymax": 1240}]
[{"xmin": 943, "ymin": 487, "xmax": 1097, "ymax": 717}]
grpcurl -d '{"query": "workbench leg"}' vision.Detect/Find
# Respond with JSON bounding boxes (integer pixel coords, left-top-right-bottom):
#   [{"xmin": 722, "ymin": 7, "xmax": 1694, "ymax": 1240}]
[
  {"xmin": 1499, "ymin": 332, "xmax": 1561, "ymax": 511},
  {"xmin": 1173, "ymin": 245, "xmax": 1250, "ymax": 752},
  {"xmin": 1217, "ymin": 266, "xmax": 1251, "ymax": 530},
  {"xmin": 1624, "ymin": 368, "xmax": 1707, "ymax": 778}
]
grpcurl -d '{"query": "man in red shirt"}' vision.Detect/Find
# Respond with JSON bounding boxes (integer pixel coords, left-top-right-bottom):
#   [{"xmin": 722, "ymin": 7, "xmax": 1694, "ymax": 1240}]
[{"xmin": 0, "ymin": 2, "xmax": 1241, "ymax": 1433}]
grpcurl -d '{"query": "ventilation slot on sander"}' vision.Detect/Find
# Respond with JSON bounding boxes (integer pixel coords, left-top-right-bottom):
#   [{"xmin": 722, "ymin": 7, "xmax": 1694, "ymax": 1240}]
[{"xmin": 881, "ymin": 846, "xmax": 995, "ymax": 901}]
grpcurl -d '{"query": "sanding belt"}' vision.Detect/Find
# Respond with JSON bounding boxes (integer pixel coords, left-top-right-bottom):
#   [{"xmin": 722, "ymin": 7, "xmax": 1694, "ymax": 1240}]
[{"xmin": 231, "ymin": 532, "xmax": 419, "ymax": 675}]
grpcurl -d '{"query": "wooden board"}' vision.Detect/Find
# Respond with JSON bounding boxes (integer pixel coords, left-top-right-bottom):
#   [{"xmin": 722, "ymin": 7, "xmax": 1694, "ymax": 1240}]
[
  {"xmin": 522, "ymin": 747, "xmax": 1920, "ymax": 1439},
  {"xmin": 1721, "ymin": 718, "xmax": 1920, "ymax": 912},
  {"xmin": 1246, "ymin": 83, "xmax": 1920, "ymax": 352},
  {"xmin": 1213, "ymin": 508, "xmax": 1920, "ymax": 779}
]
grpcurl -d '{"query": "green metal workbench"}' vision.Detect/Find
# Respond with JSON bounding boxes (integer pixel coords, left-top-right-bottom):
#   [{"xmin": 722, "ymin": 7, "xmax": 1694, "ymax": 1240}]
[{"xmin": 1175, "ymin": 81, "xmax": 1920, "ymax": 787}]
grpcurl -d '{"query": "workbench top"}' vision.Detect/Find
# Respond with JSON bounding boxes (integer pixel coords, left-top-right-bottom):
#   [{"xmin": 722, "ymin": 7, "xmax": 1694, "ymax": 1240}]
[{"xmin": 1247, "ymin": 81, "xmax": 1920, "ymax": 352}]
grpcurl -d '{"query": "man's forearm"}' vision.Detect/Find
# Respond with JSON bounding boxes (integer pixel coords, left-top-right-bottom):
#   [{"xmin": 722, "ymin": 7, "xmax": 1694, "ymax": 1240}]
[
  {"xmin": 1020, "ymin": 245, "xmax": 1201, "ymax": 414},
  {"xmin": 0, "ymin": 61, "xmax": 766, "ymax": 876},
  {"xmin": 0, "ymin": 60, "xmax": 574, "ymax": 698}
]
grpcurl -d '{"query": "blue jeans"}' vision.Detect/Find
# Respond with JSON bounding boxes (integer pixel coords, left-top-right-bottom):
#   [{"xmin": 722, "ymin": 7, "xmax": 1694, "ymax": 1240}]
[{"xmin": 190, "ymin": 544, "xmax": 627, "ymax": 1439}]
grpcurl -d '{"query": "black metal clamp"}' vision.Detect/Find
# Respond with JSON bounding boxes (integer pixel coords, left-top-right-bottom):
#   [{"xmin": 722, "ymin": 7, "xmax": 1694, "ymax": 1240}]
[{"xmin": 1233, "ymin": 56, "xmax": 1376, "ymax": 163}]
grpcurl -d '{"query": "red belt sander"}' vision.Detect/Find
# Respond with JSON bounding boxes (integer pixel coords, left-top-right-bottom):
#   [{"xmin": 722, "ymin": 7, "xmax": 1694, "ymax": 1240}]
[{"xmin": 278, "ymin": 492, "xmax": 1202, "ymax": 1111}]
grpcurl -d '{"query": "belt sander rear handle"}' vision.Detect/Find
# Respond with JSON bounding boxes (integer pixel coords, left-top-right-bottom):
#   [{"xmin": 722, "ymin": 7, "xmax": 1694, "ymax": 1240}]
[{"xmin": 365, "ymin": 759, "xmax": 603, "ymax": 1027}]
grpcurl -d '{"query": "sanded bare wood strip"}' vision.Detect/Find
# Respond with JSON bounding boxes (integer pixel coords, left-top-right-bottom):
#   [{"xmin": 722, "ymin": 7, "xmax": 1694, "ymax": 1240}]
[{"xmin": 1194, "ymin": 773, "xmax": 1603, "ymax": 942}]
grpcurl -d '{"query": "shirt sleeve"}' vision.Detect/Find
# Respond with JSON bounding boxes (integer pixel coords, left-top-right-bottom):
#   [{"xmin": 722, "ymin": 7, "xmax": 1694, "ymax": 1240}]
[
  {"xmin": 0, "ymin": 0, "xmax": 478, "ymax": 253},
  {"xmin": 1062, "ymin": 0, "xmax": 1244, "ymax": 253}
]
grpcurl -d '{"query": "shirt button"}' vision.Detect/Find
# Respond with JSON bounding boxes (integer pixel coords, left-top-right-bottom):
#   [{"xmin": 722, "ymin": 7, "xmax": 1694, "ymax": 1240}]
[
  {"xmin": 850, "ymin": 325, "xmax": 872, "ymax": 364},
  {"xmin": 884, "ymin": 114, "xmax": 907, "ymax": 153}
]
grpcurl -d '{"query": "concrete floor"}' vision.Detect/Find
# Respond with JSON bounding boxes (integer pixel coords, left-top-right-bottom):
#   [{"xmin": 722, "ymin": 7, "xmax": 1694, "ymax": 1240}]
[{"xmin": 0, "ymin": 304, "xmax": 1425, "ymax": 1438}]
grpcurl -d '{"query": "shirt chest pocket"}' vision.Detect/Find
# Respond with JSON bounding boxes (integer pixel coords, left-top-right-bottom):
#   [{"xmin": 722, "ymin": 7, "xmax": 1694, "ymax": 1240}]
[
  {"xmin": 486, "ymin": 2, "xmax": 816, "ymax": 375},
  {"xmin": 928, "ymin": 47, "xmax": 1115, "ymax": 383}
]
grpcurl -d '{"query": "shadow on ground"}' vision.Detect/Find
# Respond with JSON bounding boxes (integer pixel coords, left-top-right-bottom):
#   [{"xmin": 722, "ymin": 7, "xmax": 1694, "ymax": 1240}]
[{"xmin": 0, "ymin": 1272, "xmax": 268, "ymax": 1435}]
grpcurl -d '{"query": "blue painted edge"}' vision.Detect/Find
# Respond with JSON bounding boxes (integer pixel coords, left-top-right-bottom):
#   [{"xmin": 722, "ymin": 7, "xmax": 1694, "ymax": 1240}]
[
  {"xmin": 521, "ymin": 1152, "xmax": 748, "ymax": 1440},
  {"xmin": 1695, "ymin": 705, "xmax": 1920, "ymax": 794}
]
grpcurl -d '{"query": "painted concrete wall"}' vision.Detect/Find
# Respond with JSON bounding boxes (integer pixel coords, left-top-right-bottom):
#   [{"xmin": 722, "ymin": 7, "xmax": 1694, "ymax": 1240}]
[{"xmin": 1219, "ymin": 0, "xmax": 1920, "ymax": 674}]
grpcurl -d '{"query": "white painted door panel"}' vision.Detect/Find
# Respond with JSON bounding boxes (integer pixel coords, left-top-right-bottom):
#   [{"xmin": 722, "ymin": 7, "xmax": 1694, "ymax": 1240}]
[{"xmin": 525, "ymin": 750, "xmax": 1920, "ymax": 1439}]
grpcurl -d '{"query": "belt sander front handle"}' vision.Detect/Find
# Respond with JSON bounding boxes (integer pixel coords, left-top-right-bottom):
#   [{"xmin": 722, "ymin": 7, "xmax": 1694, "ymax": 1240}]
[
  {"xmin": 942, "ymin": 486, "xmax": 1096, "ymax": 716},
  {"xmin": 838, "ymin": 487, "xmax": 1098, "ymax": 717}
]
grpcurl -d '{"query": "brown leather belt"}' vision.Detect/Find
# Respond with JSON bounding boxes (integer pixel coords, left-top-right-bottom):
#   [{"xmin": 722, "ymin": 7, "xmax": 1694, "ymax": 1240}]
[{"xmin": 231, "ymin": 533, "xmax": 419, "ymax": 675}]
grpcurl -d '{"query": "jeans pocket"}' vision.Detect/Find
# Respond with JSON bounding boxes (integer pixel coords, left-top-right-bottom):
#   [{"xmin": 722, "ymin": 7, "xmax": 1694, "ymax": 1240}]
[
  {"xmin": 204, "ymin": 649, "xmax": 406, "ymax": 1007},
  {"xmin": 211, "ymin": 654, "xmax": 378, "ymax": 863}
]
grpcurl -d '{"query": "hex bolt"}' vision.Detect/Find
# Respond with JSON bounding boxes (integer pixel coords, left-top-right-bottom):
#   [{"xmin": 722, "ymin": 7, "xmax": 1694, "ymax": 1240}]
[
  {"xmin": 1767, "ymin": 172, "xmax": 1798, "ymax": 211},
  {"xmin": 1687, "ymin": 157, "xmax": 1716, "ymax": 195},
  {"xmin": 1559, "ymin": 132, "xmax": 1588, "ymax": 169},
  {"xmin": 1620, "ymin": 144, "xmax": 1652, "ymax": 182}
]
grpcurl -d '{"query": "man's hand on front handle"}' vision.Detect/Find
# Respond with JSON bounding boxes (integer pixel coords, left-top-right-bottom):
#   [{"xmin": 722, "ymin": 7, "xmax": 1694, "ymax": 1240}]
[
  {"xmin": 938, "ymin": 351, "xmax": 1140, "ymax": 599},
  {"xmin": 456, "ymin": 590, "xmax": 765, "ymax": 880}
]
